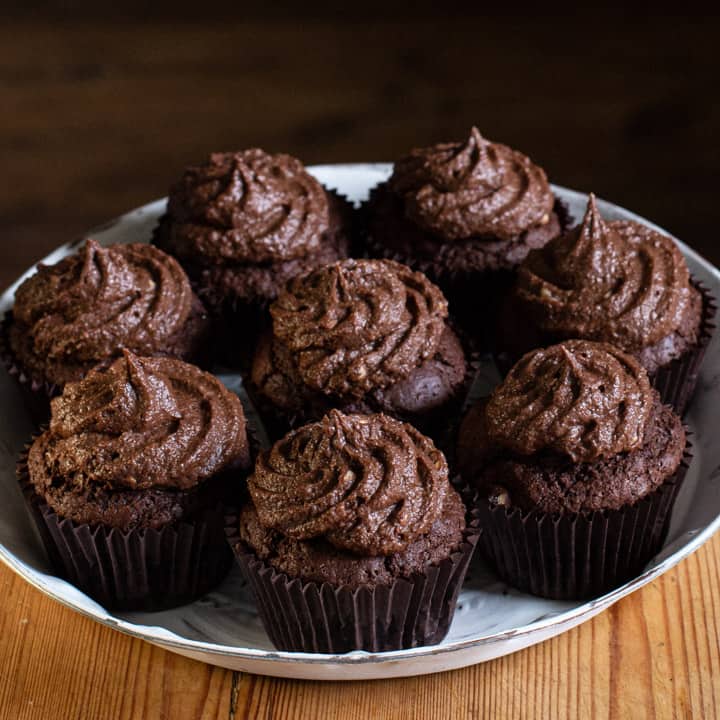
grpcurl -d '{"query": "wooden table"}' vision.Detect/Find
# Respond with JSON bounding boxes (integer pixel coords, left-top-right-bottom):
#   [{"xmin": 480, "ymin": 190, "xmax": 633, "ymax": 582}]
[
  {"xmin": 1, "ymin": 8, "xmax": 720, "ymax": 718},
  {"xmin": 2, "ymin": 537, "xmax": 720, "ymax": 718}
]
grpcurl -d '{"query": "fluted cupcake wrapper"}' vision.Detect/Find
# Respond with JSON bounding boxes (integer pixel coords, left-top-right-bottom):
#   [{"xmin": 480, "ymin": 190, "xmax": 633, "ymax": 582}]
[
  {"xmin": 17, "ymin": 449, "xmax": 234, "ymax": 611},
  {"xmin": 474, "ymin": 445, "xmax": 692, "ymax": 601},
  {"xmin": 225, "ymin": 514, "xmax": 480, "ymax": 654},
  {"xmin": 650, "ymin": 281, "xmax": 716, "ymax": 415}
]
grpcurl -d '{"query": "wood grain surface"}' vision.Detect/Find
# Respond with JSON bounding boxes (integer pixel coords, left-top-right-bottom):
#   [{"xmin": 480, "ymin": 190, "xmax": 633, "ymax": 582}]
[
  {"xmin": 2, "ymin": 534, "xmax": 719, "ymax": 719},
  {"xmin": 1, "ymin": 8, "xmax": 720, "ymax": 719}
]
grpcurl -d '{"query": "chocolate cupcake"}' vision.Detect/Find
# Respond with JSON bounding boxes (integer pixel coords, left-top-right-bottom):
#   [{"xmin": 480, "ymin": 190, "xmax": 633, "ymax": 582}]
[
  {"xmin": 153, "ymin": 150, "xmax": 355, "ymax": 364},
  {"xmin": 498, "ymin": 194, "xmax": 716, "ymax": 413},
  {"xmin": 458, "ymin": 340, "xmax": 690, "ymax": 600},
  {"xmin": 249, "ymin": 258, "xmax": 470, "ymax": 443},
  {"xmin": 1, "ymin": 239, "xmax": 210, "ymax": 422},
  {"xmin": 365, "ymin": 127, "xmax": 569, "ymax": 342},
  {"xmin": 227, "ymin": 410, "xmax": 478, "ymax": 653},
  {"xmin": 18, "ymin": 350, "xmax": 252, "ymax": 610}
]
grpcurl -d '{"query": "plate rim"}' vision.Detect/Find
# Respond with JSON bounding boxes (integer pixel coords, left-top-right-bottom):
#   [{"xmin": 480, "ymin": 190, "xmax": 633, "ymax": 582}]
[{"xmin": 1, "ymin": 163, "xmax": 719, "ymax": 668}]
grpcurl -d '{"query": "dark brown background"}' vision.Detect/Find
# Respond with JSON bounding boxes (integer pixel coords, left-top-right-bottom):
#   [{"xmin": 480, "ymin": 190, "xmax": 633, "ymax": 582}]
[{"xmin": 2, "ymin": 4, "xmax": 719, "ymax": 288}]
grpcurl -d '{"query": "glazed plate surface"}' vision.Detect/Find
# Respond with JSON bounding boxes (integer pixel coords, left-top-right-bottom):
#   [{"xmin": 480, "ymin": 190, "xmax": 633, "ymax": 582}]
[{"xmin": 1, "ymin": 164, "xmax": 718, "ymax": 680}]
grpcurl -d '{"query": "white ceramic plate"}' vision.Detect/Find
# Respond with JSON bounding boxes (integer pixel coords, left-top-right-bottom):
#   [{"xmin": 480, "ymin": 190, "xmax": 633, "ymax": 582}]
[{"xmin": 1, "ymin": 164, "xmax": 718, "ymax": 681}]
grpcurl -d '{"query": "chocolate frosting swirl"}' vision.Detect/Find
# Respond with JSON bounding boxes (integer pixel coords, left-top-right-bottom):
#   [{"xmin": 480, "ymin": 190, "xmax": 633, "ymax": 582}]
[
  {"xmin": 390, "ymin": 127, "xmax": 555, "ymax": 241},
  {"xmin": 517, "ymin": 194, "xmax": 695, "ymax": 351},
  {"xmin": 486, "ymin": 340, "xmax": 654, "ymax": 462},
  {"xmin": 165, "ymin": 150, "xmax": 329, "ymax": 264},
  {"xmin": 248, "ymin": 410, "xmax": 449, "ymax": 556},
  {"xmin": 270, "ymin": 259, "xmax": 448, "ymax": 398},
  {"xmin": 32, "ymin": 351, "xmax": 249, "ymax": 492},
  {"xmin": 13, "ymin": 240, "xmax": 197, "ymax": 372}
]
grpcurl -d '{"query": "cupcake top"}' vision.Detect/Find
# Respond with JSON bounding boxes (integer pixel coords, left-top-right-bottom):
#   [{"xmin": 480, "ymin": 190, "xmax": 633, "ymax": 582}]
[
  {"xmin": 516, "ymin": 194, "xmax": 699, "ymax": 353},
  {"xmin": 165, "ymin": 150, "xmax": 330, "ymax": 265},
  {"xmin": 27, "ymin": 351, "xmax": 250, "ymax": 528},
  {"xmin": 486, "ymin": 340, "xmax": 653, "ymax": 462},
  {"xmin": 269, "ymin": 258, "xmax": 449, "ymax": 399},
  {"xmin": 457, "ymin": 340, "xmax": 686, "ymax": 513},
  {"xmin": 389, "ymin": 126, "xmax": 555, "ymax": 241},
  {"xmin": 10, "ymin": 240, "xmax": 205, "ymax": 387},
  {"xmin": 248, "ymin": 410, "xmax": 450, "ymax": 557}
]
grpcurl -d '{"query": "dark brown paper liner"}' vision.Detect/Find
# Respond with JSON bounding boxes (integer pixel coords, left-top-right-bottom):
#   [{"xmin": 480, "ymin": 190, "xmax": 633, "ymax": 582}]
[
  {"xmin": 225, "ymin": 513, "xmax": 480, "ymax": 653},
  {"xmin": 0, "ymin": 311, "xmax": 56, "ymax": 426},
  {"xmin": 474, "ymin": 446, "xmax": 692, "ymax": 601},
  {"xmin": 650, "ymin": 281, "xmax": 716, "ymax": 414},
  {"xmin": 17, "ymin": 449, "xmax": 234, "ymax": 611}
]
